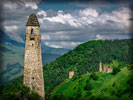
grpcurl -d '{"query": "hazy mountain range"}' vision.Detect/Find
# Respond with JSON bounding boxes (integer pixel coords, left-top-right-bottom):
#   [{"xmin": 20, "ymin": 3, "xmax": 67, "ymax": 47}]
[{"xmin": 0, "ymin": 30, "xmax": 70, "ymax": 85}]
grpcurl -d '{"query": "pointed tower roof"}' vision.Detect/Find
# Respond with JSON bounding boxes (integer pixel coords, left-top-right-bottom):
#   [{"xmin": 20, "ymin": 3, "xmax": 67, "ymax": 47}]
[{"xmin": 26, "ymin": 13, "xmax": 40, "ymax": 27}]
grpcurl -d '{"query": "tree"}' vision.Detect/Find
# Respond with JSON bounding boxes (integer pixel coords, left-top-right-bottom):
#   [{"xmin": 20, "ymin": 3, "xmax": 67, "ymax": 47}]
[
  {"xmin": 112, "ymin": 67, "xmax": 120, "ymax": 75},
  {"xmin": 90, "ymin": 72, "xmax": 98, "ymax": 80}
]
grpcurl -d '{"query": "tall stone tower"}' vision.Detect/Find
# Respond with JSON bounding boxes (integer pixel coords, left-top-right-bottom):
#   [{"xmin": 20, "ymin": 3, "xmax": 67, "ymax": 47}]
[
  {"xmin": 23, "ymin": 14, "xmax": 44, "ymax": 99},
  {"xmin": 99, "ymin": 62, "xmax": 102, "ymax": 72}
]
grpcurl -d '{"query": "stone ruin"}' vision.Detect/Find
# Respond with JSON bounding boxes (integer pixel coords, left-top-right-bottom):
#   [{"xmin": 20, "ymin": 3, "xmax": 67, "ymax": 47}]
[
  {"xmin": 69, "ymin": 71, "xmax": 74, "ymax": 79},
  {"xmin": 99, "ymin": 62, "xmax": 113, "ymax": 73}
]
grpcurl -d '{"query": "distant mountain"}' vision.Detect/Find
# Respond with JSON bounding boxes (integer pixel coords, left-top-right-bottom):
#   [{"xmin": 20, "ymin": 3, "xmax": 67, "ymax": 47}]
[
  {"xmin": 43, "ymin": 47, "xmax": 71, "ymax": 55},
  {"xmin": 0, "ymin": 30, "xmax": 70, "ymax": 85},
  {"xmin": 0, "ymin": 43, "xmax": 24, "ymax": 84},
  {"xmin": 42, "ymin": 53, "xmax": 61, "ymax": 65},
  {"xmin": 0, "ymin": 29, "xmax": 24, "ymax": 47}
]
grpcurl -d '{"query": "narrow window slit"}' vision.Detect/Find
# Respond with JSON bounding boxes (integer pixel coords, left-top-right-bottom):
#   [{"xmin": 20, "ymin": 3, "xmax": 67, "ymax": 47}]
[{"xmin": 31, "ymin": 29, "xmax": 34, "ymax": 34}]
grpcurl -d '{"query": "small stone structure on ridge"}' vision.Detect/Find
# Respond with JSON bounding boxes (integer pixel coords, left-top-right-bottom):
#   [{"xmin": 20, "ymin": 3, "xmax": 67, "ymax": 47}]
[
  {"xmin": 69, "ymin": 71, "xmax": 74, "ymax": 79},
  {"xmin": 99, "ymin": 62, "xmax": 113, "ymax": 73},
  {"xmin": 99, "ymin": 62, "xmax": 102, "ymax": 72}
]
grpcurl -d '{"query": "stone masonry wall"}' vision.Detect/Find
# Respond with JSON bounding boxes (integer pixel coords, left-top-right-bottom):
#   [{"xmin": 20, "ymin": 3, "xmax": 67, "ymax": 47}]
[{"xmin": 24, "ymin": 26, "xmax": 44, "ymax": 99}]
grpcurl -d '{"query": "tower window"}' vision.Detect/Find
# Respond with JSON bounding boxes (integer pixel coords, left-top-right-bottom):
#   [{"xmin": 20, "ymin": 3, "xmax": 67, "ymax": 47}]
[
  {"xmin": 30, "ymin": 38, "xmax": 34, "ymax": 40},
  {"xmin": 31, "ymin": 29, "xmax": 34, "ymax": 34}
]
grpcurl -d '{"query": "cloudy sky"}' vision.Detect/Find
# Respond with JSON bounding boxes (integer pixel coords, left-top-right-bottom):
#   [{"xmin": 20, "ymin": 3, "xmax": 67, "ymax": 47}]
[{"xmin": 1, "ymin": 0, "xmax": 132, "ymax": 49}]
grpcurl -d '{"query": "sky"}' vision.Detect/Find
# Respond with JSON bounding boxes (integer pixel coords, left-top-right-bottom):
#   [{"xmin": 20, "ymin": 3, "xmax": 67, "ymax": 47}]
[{"xmin": 1, "ymin": 0, "xmax": 132, "ymax": 49}]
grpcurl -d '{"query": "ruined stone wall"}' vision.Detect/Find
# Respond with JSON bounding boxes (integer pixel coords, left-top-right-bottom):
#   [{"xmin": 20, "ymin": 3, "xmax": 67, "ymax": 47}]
[
  {"xmin": 103, "ymin": 66, "xmax": 113, "ymax": 73},
  {"xmin": 107, "ymin": 68, "xmax": 113, "ymax": 73},
  {"xmin": 103, "ymin": 66, "xmax": 108, "ymax": 72},
  {"xmin": 99, "ymin": 62, "xmax": 113, "ymax": 73}
]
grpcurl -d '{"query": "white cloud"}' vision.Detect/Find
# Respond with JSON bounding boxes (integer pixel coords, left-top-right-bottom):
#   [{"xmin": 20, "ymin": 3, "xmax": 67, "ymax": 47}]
[
  {"xmin": 43, "ymin": 10, "xmax": 82, "ymax": 27},
  {"xmin": 45, "ymin": 11, "xmax": 67, "ymax": 24},
  {"xmin": 39, "ymin": 6, "xmax": 131, "ymax": 48},
  {"xmin": 37, "ymin": 10, "xmax": 47, "ymax": 16},
  {"xmin": 25, "ymin": 3, "xmax": 38, "ymax": 9},
  {"xmin": 41, "ymin": 31, "xmax": 71, "ymax": 41},
  {"xmin": 96, "ymin": 34, "xmax": 102, "ymax": 40},
  {"xmin": 98, "ymin": 7, "xmax": 130, "ymax": 27},
  {"xmin": 45, "ymin": 42, "xmax": 63, "ymax": 48},
  {"xmin": 4, "ymin": 25, "xmax": 18, "ymax": 32},
  {"xmin": 44, "ymin": 41, "xmax": 82, "ymax": 49},
  {"xmin": 112, "ymin": 7, "xmax": 130, "ymax": 26},
  {"xmin": 4, "ymin": 2, "xmax": 18, "ymax": 9},
  {"xmin": 42, "ymin": 34, "xmax": 51, "ymax": 40},
  {"xmin": 43, "ymin": 8, "xmax": 97, "ymax": 27},
  {"xmin": 79, "ymin": 8, "xmax": 99, "ymax": 17},
  {"xmin": 37, "ymin": 10, "xmax": 47, "ymax": 23}
]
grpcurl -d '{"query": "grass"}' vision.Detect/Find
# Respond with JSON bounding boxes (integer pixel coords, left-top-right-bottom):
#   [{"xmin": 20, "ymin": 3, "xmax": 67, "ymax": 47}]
[{"xmin": 49, "ymin": 67, "xmax": 132, "ymax": 100}]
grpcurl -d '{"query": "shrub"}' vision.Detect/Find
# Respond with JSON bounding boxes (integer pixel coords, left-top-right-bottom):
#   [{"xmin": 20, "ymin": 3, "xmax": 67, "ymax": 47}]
[
  {"xmin": 3, "ymin": 85, "xmax": 42, "ymax": 100},
  {"xmin": 51, "ymin": 95, "xmax": 58, "ymax": 100},
  {"xmin": 72, "ymin": 75, "xmax": 80, "ymax": 81},
  {"xmin": 21, "ymin": 85, "xmax": 30, "ymax": 97},
  {"xmin": 112, "ymin": 67, "xmax": 120, "ymax": 75},
  {"xmin": 127, "ymin": 64, "xmax": 133, "ymax": 70},
  {"xmin": 26, "ymin": 91, "xmax": 42, "ymax": 100},
  {"xmin": 84, "ymin": 82, "xmax": 93, "ymax": 91},
  {"xmin": 127, "ymin": 77, "xmax": 133, "ymax": 97},
  {"xmin": 86, "ymin": 91, "xmax": 92, "ymax": 96},
  {"xmin": 68, "ymin": 96, "xmax": 74, "ymax": 100},
  {"xmin": 75, "ymin": 87, "xmax": 81, "ymax": 98},
  {"xmin": 90, "ymin": 72, "xmax": 98, "ymax": 80}
]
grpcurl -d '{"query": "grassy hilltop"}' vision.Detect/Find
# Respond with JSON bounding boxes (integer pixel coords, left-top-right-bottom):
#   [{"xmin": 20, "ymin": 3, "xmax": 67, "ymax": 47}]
[{"xmin": 49, "ymin": 66, "xmax": 132, "ymax": 100}]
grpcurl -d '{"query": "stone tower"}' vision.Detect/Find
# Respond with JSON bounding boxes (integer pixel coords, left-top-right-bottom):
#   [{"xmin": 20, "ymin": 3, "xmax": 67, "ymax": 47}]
[
  {"xmin": 99, "ymin": 62, "xmax": 102, "ymax": 72},
  {"xmin": 69, "ymin": 71, "xmax": 74, "ymax": 79},
  {"xmin": 23, "ymin": 14, "xmax": 44, "ymax": 99}
]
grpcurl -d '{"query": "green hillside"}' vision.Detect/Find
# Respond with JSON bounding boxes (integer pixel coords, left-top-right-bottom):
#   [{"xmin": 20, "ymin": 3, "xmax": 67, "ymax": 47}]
[
  {"xmin": 43, "ymin": 39, "xmax": 133, "ymax": 96},
  {"xmin": 0, "ymin": 39, "xmax": 132, "ymax": 100},
  {"xmin": 49, "ymin": 66, "xmax": 132, "ymax": 100}
]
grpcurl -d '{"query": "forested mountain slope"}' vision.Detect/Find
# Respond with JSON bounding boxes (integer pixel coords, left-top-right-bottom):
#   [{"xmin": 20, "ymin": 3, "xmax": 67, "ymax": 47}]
[{"xmin": 43, "ymin": 39, "xmax": 133, "ymax": 96}]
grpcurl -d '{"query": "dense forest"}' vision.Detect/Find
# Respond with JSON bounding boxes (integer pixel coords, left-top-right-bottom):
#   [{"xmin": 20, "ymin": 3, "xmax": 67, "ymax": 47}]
[{"xmin": 0, "ymin": 39, "xmax": 133, "ymax": 100}]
